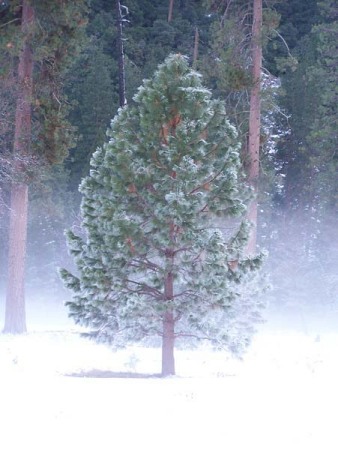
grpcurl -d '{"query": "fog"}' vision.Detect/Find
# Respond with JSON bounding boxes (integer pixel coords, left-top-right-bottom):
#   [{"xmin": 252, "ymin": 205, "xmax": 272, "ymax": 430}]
[{"xmin": 1, "ymin": 213, "xmax": 337, "ymax": 341}]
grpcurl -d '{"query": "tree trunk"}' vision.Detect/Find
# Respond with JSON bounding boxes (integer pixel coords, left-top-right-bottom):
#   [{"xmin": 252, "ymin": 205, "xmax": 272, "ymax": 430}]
[
  {"xmin": 4, "ymin": 184, "xmax": 28, "ymax": 333},
  {"xmin": 3, "ymin": 1, "xmax": 34, "ymax": 334},
  {"xmin": 161, "ymin": 270, "xmax": 175, "ymax": 376},
  {"xmin": 168, "ymin": 0, "xmax": 174, "ymax": 22},
  {"xmin": 246, "ymin": 0, "xmax": 262, "ymax": 255},
  {"xmin": 116, "ymin": 0, "xmax": 126, "ymax": 107},
  {"xmin": 193, "ymin": 26, "xmax": 199, "ymax": 68},
  {"xmin": 162, "ymin": 309, "xmax": 175, "ymax": 376}
]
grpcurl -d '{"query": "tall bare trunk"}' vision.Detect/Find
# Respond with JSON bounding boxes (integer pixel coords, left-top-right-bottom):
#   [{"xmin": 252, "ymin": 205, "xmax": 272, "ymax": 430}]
[
  {"xmin": 193, "ymin": 27, "xmax": 199, "ymax": 68},
  {"xmin": 246, "ymin": 0, "xmax": 262, "ymax": 255},
  {"xmin": 161, "ymin": 245, "xmax": 175, "ymax": 376},
  {"xmin": 4, "ymin": 184, "xmax": 28, "ymax": 333},
  {"xmin": 162, "ymin": 275, "xmax": 175, "ymax": 376},
  {"xmin": 162, "ymin": 308, "xmax": 175, "ymax": 376},
  {"xmin": 3, "ymin": 1, "xmax": 34, "ymax": 333},
  {"xmin": 116, "ymin": 0, "xmax": 126, "ymax": 107},
  {"xmin": 168, "ymin": 0, "xmax": 174, "ymax": 22}
]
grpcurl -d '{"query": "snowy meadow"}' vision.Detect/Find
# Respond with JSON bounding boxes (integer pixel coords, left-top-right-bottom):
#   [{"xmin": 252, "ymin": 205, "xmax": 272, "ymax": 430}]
[{"xmin": 1, "ymin": 296, "xmax": 338, "ymax": 450}]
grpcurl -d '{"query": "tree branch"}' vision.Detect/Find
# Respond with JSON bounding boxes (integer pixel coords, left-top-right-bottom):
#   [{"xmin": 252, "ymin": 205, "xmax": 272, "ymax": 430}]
[{"xmin": 0, "ymin": 18, "xmax": 20, "ymax": 29}]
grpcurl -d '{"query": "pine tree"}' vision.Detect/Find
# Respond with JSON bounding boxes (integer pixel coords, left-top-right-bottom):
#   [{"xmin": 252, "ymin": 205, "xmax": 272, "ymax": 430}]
[
  {"xmin": 60, "ymin": 54, "xmax": 264, "ymax": 376},
  {"xmin": 263, "ymin": 0, "xmax": 338, "ymax": 307},
  {"xmin": 66, "ymin": 42, "xmax": 117, "ymax": 191},
  {"xmin": 276, "ymin": 0, "xmax": 337, "ymax": 230},
  {"xmin": 309, "ymin": 0, "xmax": 338, "ymax": 214},
  {"xmin": 0, "ymin": 0, "xmax": 88, "ymax": 333},
  {"xmin": 201, "ymin": 0, "xmax": 281, "ymax": 255},
  {"xmin": 4, "ymin": 0, "xmax": 34, "ymax": 333}
]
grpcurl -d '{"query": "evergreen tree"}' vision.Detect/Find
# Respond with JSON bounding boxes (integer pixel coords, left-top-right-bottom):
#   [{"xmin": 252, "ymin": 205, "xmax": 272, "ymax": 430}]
[
  {"xmin": 0, "ymin": 0, "xmax": 88, "ymax": 333},
  {"xmin": 118, "ymin": 0, "xmax": 211, "ymax": 102},
  {"xmin": 309, "ymin": 0, "xmax": 338, "ymax": 214},
  {"xmin": 276, "ymin": 0, "xmax": 337, "ymax": 228},
  {"xmin": 201, "ymin": 0, "xmax": 282, "ymax": 254},
  {"xmin": 264, "ymin": 0, "xmax": 338, "ymax": 307},
  {"xmin": 66, "ymin": 41, "xmax": 117, "ymax": 192},
  {"xmin": 4, "ymin": 0, "xmax": 35, "ymax": 333},
  {"xmin": 60, "ymin": 54, "xmax": 264, "ymax": 376}
]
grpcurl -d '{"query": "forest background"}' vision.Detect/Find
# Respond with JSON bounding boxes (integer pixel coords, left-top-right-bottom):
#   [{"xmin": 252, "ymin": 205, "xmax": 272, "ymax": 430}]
[{"xmin": 0, "ymin": 0, "xmax": 337, "ymax": 331}]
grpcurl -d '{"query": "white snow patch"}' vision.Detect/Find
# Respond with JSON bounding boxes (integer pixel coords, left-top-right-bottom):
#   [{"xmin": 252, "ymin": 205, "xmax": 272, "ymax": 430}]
[{"xmin": 1, "ymin": 300, "xmax": 338, "ymax": 450}]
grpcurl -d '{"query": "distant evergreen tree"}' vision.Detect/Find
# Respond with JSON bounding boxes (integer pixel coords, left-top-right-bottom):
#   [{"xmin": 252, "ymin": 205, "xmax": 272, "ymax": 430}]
[
  {"xmin": 124, "ymin": 0, "xmax": 209, "ymax": 83},
  {"xmin": 66, "ymin": 42, "xmax": 118, "ymax": 191},
  {"xmin": 64, "ymin": 1, "xmax": 120, "ymax": 191},
  {"xmin": 309, "ymin": 0, "xmax": 338, "ymax": 213},
  {"xmin": 265, "ymin": 0, "xmax": 338, "ymax": 307},
  {"xmin": 277, "ymin": 0, "xmax": 337, "ymax": 221},
  {"xmin": 60, "ymin": 54, "xmax": 264, "ymax": 376}
]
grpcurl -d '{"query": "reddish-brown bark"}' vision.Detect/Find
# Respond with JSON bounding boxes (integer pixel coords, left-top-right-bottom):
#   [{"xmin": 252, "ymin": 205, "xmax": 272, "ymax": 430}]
[
  {"xmin": 161, "ymin": 271, "xmax": 175, "ymax": 376},
  {"xmin": 4, "ymin": 184, "xmax": 29, "ymax": 333},
  {"xmin": 161, "ymin": 223, "xmax": 176, "ymax": 376},
  {"xmin": 4, "ymin": 1, "xmax": 34, "ymax": 333},
  {"xmin": 161, "ymin": 312, "xmax": 175, "ymax": 376},
  {"xmin": 246, "ymin": 0, "xmax": 262, "ymax": 255},
  {"xmin": 168, "ymin": 0, "xmax": 174, "ymax": 22}
]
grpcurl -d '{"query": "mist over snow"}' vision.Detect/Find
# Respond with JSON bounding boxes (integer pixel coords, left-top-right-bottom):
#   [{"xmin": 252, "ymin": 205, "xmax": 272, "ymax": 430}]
[{"xmin": 1, "ymin": 292, "xmax": 338, "ymax": 450}]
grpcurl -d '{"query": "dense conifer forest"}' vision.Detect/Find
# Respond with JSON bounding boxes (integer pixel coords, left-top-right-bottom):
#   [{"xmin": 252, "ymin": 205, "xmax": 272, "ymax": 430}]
[{"xmin": 0, "ymin": 0, "xmax": 337, "ymax": 355}]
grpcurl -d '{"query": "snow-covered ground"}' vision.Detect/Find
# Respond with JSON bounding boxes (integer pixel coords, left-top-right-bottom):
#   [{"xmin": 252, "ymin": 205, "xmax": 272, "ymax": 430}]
[{"xmin": 1, "ymin": 297, "xmax": 338, "ymax": 450}]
